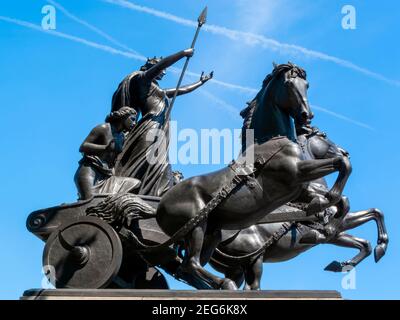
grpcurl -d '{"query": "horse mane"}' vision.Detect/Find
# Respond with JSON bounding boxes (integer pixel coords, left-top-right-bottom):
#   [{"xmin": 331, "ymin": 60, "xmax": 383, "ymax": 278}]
[{"xmin": 240, "ymin": 62, "xmax": 307, "ymax": 130}]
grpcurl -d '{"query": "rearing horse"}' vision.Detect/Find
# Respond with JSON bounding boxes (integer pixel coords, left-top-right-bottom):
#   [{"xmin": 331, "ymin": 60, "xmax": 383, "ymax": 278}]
[
  {"xmin": 156, "ymin": 63, "xmax": 352, "ymax": 289},
  {"xmin": 209, "ymin": 127, "xmax": 388, "ymax": 290}
]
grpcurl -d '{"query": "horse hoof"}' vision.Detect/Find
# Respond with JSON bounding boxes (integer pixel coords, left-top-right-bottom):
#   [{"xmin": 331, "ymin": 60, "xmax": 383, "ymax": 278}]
[
  {"xmin": 374, "ymin": 244, "xmax": 387, "ymax": 263},
  {"xmin": 221, "ymin": 279, "xmax": 237, "ymax": 290},
  {"xmin": 324, "ymin": 261, "xmax": 343, "ymax": 272}
]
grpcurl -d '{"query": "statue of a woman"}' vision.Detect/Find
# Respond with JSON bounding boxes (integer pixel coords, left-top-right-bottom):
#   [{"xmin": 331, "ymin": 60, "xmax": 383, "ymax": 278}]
[
  {"xmin": 74, "ymin": 107, "xmax": 141, "ymax": 200},
  {"xmin": 111, "ymin": 48, "xmax": 213, "ymax": 196}
]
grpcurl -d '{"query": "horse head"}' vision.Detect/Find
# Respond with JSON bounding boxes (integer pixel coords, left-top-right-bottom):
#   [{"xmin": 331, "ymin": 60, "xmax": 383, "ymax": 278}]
[
  {"xmin": 241, "ymin": 62, "xmax": 313, "ymax": 145},
  {"xmin": 272, "ymin": 62, "xmax": 313, "ymax": 126}
]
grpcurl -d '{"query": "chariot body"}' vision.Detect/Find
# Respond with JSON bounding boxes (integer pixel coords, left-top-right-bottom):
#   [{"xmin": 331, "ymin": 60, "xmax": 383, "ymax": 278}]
[
  {"xmin": 27, "ymin": 194, "xmax": 176, "ymax": 289},
  {"xmin": 26, "ymin": 177, "xmax": 324, "ymax": 290}
]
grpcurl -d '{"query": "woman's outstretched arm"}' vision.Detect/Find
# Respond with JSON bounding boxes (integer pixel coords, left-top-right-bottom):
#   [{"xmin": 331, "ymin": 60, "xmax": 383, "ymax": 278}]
[
  {"xmin": 143, "ymin": 48, "xmax": 194, "ymax": 81},
  {"xmin": 165, "ymin": 71, "xmax": 213, "ymax": 98}
]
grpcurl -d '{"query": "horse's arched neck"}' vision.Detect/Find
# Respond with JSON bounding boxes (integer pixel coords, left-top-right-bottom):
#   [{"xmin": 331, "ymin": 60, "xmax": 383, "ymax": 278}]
[{"xmin": 251, "ymin": 93, "xmax": 296, "ymax": 144}]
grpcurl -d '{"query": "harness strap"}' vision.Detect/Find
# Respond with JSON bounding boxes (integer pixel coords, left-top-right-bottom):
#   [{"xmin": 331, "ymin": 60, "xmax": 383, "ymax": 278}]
[{"xmin": 212, "ymin": 222, "xmax": 294, "ymax": 264}]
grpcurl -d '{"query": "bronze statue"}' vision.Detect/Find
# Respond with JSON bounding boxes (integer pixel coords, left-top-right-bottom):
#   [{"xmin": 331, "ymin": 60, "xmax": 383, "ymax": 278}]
[
  {"xmin": 26, "ymin": 7, "xmax": 388, "ymax": 293},
  {"xmin": 74, "ymin": 107, "xmax": 140, "ymax": 200},
  {"xmin": 111, "ymin": 50, "xmax": 213, "ymax": 197},
  {"xmin": 27, "ymin": 63, "xmax": 386, "ymax": 291}
]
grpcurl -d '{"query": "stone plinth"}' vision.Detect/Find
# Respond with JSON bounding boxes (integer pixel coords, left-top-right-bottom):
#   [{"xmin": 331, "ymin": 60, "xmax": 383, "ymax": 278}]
[{"xmin": 21, "ymin": 289, "xmax": 342, "ymax": 300}]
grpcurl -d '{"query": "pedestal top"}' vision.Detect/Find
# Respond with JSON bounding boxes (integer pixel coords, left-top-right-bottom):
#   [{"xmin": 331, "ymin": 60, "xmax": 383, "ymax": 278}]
[{"xmin": 21, "ymin": 289, "xmax": 342, "ymax": 300}]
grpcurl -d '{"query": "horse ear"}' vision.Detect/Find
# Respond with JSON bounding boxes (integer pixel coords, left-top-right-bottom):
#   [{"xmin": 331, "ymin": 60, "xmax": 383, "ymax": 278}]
[
  {"xmin": 283, "ymin": 69, "xmax": 291, "ymax": 81},
  {"xmin": 272, "ymin": 61, "xmax": 278, "ymax": 69}
]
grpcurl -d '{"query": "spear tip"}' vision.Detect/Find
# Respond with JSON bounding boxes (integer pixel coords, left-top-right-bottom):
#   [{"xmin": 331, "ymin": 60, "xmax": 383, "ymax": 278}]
[{"xmin": 198, "ymin": 6, "xmax": 208, "ymax": 26}]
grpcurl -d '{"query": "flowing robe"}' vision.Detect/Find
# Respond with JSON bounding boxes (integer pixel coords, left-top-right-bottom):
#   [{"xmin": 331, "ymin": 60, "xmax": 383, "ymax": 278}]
[{"xmin": 111, "ymin": 71, "xmax": 173, "ymax": 197}]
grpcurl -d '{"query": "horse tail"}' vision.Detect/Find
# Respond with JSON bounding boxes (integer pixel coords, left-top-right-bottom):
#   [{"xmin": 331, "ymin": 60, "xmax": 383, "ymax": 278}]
[
  {"xmin": 86, "ymin": 193, "xmax": 156, "ymax": 225},
  {"xmin": 118, "ymin": 202, "xmax": 212, "ymax": 253}
]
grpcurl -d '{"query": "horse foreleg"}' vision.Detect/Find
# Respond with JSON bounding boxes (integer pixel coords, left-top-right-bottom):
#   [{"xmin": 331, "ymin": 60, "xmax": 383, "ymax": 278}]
[
  {"xmin": 225, "ymin": 268, "xmax": 245, "ymax": 290},
  {"xmin": 244, "ymin": 254, "xmax": 264, "ymax": 290},
  {"xmin": 297, "ymin": 157, "xmax": 351, "ymax": 214},
  {"xmin": 200, "ymin": 228, "xmax": 222, "ymax": 266},
  {"xmin": 329, "ymin": 156, "xmax": 351, "ymax": 202},
  {"xmin": 179, "ymin": 221, "xmax": 237, "ymax": 290},
  {"xmin": 341, "ymin": 209, "xmax": 388, "ymax": 262},
  {"xmin": 324, "ymin": 233, "xmax": 372, "ymax": 272}
]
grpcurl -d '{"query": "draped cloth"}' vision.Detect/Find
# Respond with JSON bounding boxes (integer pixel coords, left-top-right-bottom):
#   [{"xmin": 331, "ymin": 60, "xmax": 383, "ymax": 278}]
[
  {"xmin": 94, "ymin": 175, "xmax": 141, "ymax": 195},
  {"xmin": 75, "ymin": 155, "xmax": 141, "ymax": 199},
  {"xmin": 111, "ymin": 72, "xmax": 140, "ymax": 112},
  {"xmin": 112, "ymin": 72, "xmax": 173, "ymax": 197}
]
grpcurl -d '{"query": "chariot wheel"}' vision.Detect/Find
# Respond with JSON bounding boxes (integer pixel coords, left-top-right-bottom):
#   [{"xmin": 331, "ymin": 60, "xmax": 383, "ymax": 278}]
[{"xmin": 43, "ymin": 216, "xmax": 123, "ymax": 289}]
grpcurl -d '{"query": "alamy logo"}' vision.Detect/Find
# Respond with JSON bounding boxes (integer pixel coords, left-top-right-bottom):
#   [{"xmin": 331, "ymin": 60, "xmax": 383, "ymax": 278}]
[
  {"xmin": 341, "ymin": 5, "xmax": 357, "ymax": 30},
  {"xmin": 144, "ymin": 121, "xmax": 255, "ymax": 166},
  {"xmin": 341, "ymin": 266, "xmax": 356, "ymax": 290},
  {"xmin": 41, "ymin": 5, "xmax": 57, "ymax": 30}
]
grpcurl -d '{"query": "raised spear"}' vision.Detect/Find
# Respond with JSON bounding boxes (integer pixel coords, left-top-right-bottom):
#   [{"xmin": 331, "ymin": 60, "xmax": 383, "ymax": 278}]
[{"xmin": 166, "ymin": 6, "xmax": 208, "ymax": 117}]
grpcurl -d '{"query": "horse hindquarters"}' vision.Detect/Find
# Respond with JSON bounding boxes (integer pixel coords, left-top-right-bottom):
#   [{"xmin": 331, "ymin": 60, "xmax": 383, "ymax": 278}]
[
  {"xmin": 156, "ymin": 166, "xmax": 237, "ymax": 235},
  {"xmin": 156, "ymin": 177, "xmax": 208, "ymax": 237}
]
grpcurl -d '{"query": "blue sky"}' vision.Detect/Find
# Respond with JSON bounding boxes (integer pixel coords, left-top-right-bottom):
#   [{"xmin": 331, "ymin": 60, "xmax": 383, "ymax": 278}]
[{"xmin": 1, "ymin": 0, "xmax": 399, "ymax": 299}]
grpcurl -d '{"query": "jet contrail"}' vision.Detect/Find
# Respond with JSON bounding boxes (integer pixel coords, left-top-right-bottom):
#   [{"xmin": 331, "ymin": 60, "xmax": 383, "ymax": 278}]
[
  {"xmin": 46, "ymin": 1, "xmax": 256, "ymax": 93},
  {"xmin": 0, "ymin": 15, "xmax": 147, "ymax": 61},
  {"xmin": 0, "ymin": 15, "xmax": 256, "ymax": 94},
  {"xmin": 0, "ymin": 15, "xmax": 372, "ymax": 130},
  {"xmin": 46, "ymin": 0, "xmax": 140, "ymax": 54},
  {"xmin": 198, "ymin": 89, "xmax": 241, "ymax": 119},
  {"xmin": 102, "ymin": 0, "xmax": 400, "ymax": 87},
  {"xmin": 311, "ymin": 105, "xmax": 374, "ymax": 131},
  {"xmin": 170, "ymin": 67, "xmax": 258, "ymax": 94}
]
